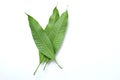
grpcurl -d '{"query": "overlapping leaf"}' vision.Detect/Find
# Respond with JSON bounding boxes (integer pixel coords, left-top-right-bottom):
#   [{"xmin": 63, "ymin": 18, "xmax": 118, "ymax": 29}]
[
  {"xmin": 26, "ymin": 6, "xmax": 68, "ymax": 75},
  {"xmin": 50, "ymin": 10, "xmax": 68, "ymax": 53},
  {"xmin": 26, "ymin": 14, "xmax": 55, "ymax": 60},
  {"xmin": 40, "ymin": 7, "xmax": 60, "ymax": 64},
  {"xmin": 43, "ymin": 10, "xmax": 68, "ymax": 69},
  {"xmin": 34, "ymin": 7, "xmax": 60, "ymax": 73}
]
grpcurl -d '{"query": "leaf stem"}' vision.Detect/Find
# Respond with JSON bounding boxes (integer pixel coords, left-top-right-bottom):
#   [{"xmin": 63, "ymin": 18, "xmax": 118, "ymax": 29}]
[
  {"xmin": 33, "ymin": 63, "xmax": 40, "ymax": 75},
  {"xmin": 43, "ymin": 62, "xmax": 47, "ymax": 70},
  {"xmin": 55, "ymin": 60, "xmax": 63, "ymax": 69}
]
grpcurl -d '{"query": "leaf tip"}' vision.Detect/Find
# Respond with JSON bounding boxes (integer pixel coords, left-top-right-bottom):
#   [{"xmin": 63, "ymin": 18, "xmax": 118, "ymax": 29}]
[
  {"xmin": 54, "ymin": 6, "xmax": 58, "ymax": 11},
  {"xmin": 25, "ymin": 13, "xmax": 31, "ymax": 18},
  {"xmin": 25, "ymin": 13, "xmax": 29, "ymax": 16},
  {"xmin": 67, "ymin": 4, "xmax": 69, "ymax": 9},
  {"xmin": 56, "ymin": 2, "xmax": 58, "ymax": 7}
]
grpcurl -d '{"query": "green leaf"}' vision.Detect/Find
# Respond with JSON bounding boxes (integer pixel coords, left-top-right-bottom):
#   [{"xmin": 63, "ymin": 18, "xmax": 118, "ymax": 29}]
[
  {"xmin": 47, "ymin": 10, "xmax": 68, "ymax": 53},
  {"xmin": 45, "ymin": 7, "xmax": 60, "ymax": 35},
  {"xmin": 39, "ymin": 7, "xmax": 60, "ymax": 65},
  {"xmin": 26, "ymin": 14, "xmax": 55, "ymax": 60},
  {"xmin": 26, "ymin": 13, "xmax": 62, "ymax": 75},
  {"xmin": 26, "ymin": 7, "xmax": 68, "ymax": 75},
  {"xmin": 43, "ymin": 10, "xmax": 68, "ymax": 69},
  {"xmin": 53, "ymin": 11, "xmax": 68, "ymax": 53}
]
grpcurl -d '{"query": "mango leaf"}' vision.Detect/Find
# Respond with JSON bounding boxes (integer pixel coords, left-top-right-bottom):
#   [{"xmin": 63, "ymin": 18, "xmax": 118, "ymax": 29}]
[
  {"xmin": 26, "ymin": 14, "xmax": 55, "ymax": 60},
  {"xmin": 40, "ymin": 7, "xmax": 60, "ymax": 63},
  {"xmin": 53, "ymin": 11, "xmax": 68, "ymax": 52},
  {"xmin": 31, "ymin": 7, "xmax": 60, "ymax": 75},
  {"xmin": 45, "ymin": 7, "xmax": 60, "ymax": 35},
  {"xmin": 26, "ymin": 13, "xmax": 62, "ymax": 75},
  {"xmin": 26, "ymin": 7, "xmax": 68, "ymax": 75},
  {"xmin": 39, "ymin": 7, "xmax": 60, "ymax": 67},
  {"xmin": 44, "ymin": 10, "xmax": 68, "ymax": 69}
]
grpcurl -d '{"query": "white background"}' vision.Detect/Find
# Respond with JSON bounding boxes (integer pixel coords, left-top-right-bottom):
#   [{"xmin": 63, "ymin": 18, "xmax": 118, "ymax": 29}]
[{"xmin": 0, "ymin": 0, "xmax": 120, "ymax": 80}]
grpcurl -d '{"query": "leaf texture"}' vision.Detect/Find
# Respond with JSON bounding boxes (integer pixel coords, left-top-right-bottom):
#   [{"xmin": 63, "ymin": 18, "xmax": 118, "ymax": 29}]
[
  {"xmin": 26, "ymin": 14, "xmax": 55, "ymax": 60},
  {"xmin": 26, "ymin": 6, "xmax": 68, "ymax": 75},
  {"xmin": 49, "ymin": 10, "xmax": 68, "ymax": 53},
  {"xmin": 45, "ymin": 7, "xmax": 60, "ymax": 34},
  {"xmin": 43, "ymin": 10, "xmax": 68, "ymax": 69},
  {"xmin": 39, "ymin": 7, "xmax": 60, "ymax": 64}
]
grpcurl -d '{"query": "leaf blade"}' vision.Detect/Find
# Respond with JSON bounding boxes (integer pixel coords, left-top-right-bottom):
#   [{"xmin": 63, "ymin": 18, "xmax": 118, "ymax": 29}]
[
  {"xmin": 26, "ymin": 14, "xmax": 55, "ymax": 60},
  {"xmin": 48, "ymin": 10, "xmax": 68, "ymax": 53},
  {"xmin": 39, "ymin": 7, "xmax": 60, "ymax": 64},
  {"xmin": 45, "ymin": 7, "xmax": 60, "ymax": 34},
  {"xmin": 43, "ymin": 10, "xmax": 68, "ymax": 69},
  {"xmin": 53, "ymin": 11, "xmax": 68, "ymax": 52}
]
